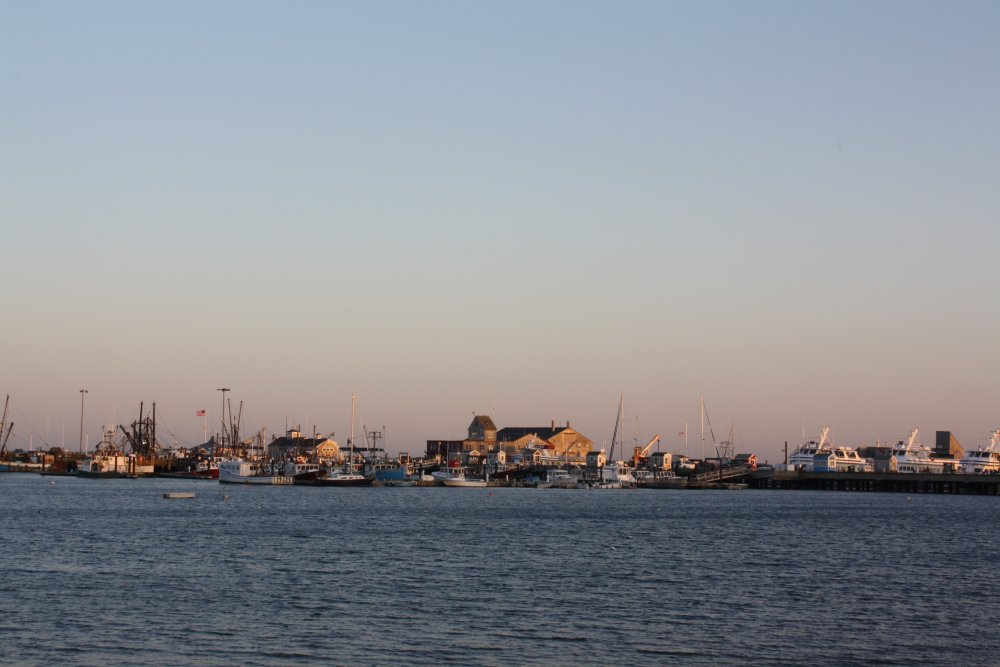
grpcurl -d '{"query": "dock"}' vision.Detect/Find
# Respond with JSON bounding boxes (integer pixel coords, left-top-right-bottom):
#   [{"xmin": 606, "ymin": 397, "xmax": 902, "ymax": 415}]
[{"xmin": 749, "ymin": 469, "xmax": 1000, "ymax": 494}]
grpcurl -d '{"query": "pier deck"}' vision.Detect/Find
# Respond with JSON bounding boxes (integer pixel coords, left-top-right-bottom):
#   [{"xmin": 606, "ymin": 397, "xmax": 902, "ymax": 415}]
[{"xmin": 751, "ymin": 470, "xmax": 1000, "ymax": 494}]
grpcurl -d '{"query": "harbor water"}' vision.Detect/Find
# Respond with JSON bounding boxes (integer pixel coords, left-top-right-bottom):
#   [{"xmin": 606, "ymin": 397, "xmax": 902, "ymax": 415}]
[{"xmin": 1, "ymin": 474, "xmax": 998, "ymax": 666}]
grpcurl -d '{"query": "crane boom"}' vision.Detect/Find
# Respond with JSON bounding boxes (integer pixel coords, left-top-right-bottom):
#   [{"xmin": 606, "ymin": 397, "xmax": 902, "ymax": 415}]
[{"xmin": 632, "ymin": 434, "xmax": 661, "ymax": 466}]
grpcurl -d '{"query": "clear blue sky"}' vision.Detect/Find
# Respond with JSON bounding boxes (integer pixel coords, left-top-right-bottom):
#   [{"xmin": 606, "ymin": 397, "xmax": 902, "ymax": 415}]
[{"xmin": 2, "ymin": 0, "xmax": 998, "ymax": 461}]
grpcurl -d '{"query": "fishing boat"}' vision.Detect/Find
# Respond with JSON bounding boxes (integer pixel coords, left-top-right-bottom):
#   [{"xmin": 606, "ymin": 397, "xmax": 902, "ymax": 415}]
[
  {"xmin": 77, "ymin": 426, "xmax": 154, "ymax": 478},
  {"xmin": 959, "ymin": 428, "xmax": 1000, "ymax": 474},
  {"xmin": 542, "ymin": 468, "xmax": 579, "ymax": 489},
  {"xmin": 431, "ymin": 463, "xmax": 487, "ymax": 487},
  {"xmin": 218, "ymin": 459, "xmax": 294, "ymax": 485},
  {"xmin": 163, "ymin": 492, "xmax": 196, "ymax": 499}
]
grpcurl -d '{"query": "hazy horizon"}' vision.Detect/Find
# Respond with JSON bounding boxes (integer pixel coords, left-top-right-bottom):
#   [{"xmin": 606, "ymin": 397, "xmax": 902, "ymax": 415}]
[{"xmin": 3, "ymin": 1, "xmax": 998, "ymax": 463}]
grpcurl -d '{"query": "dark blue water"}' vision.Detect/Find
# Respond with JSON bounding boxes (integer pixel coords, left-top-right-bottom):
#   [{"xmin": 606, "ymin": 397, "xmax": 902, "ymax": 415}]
[{"xmin": 1, "ymin": 474, "xmax": 998, "ymax": 666}]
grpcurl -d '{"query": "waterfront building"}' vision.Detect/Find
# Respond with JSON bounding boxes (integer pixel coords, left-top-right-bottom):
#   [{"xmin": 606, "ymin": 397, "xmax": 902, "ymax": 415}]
[
  {"xmin": 426, "ymin": 416, "xmax": 593, "ymax": 467},
  {"xmin": 496, "ymin": 421, "xmax": 592, "ymax": 462},
  {"xmin": 269, "ymin": 429, "xmax": 340, "ymax": 464},
  {"xmin": 934, "ymin": 431, "xmax": 964, "ymax": 461}
]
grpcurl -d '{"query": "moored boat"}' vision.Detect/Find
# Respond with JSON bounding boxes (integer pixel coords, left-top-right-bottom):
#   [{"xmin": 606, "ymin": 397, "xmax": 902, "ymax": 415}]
[
  {"xmin": 814, "ymin": 447, "xmax": 872, "ymax": 473},
  {"xmin": 218, "ymin": 459, "xmax": 294, "ymax": 485},
  {"xmin": 789, "ymin": 427, "xmax": 871, "ymax": 473},
  {"xmin": 892, "ymin": 428, "xmax": 957, "ymax": 474},
  {"xmin": 77, "ymin": 427, "xmax": 154, "ymax": 478},
  {"xmin": 960, "ymin": 428, "xmax": 1000, "ymax": 474},
  {"xmin": 788, "ymin": 428, "xmax": 830, "ymax": 472},
  {"xmin": 431, "ymin": 464, "xmax": 487, "ymax": 487}
]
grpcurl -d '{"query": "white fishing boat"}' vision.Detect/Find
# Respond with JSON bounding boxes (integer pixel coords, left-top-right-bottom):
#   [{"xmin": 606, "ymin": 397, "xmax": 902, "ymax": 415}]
[
  {"xmin": 599, "ymin": 462, "xmax": 636, "ymax": 487},
  {"xmin": 218, "ymin": 459, "xmax": 294, "ymax": 485},
  {"xmin": 432, "ymin": 463, "xmax": 487, "ymax": 487},
  {"xmin": 960, "ymin": 428, "xmax": 1000, "ymax": 474},
  {"xmin": 77, "ymin": 426, "xmax": 154, "ymax": 478},
  {"xmin": 543, "ymin": 468, "xmax": 579, "ymax": 489}
]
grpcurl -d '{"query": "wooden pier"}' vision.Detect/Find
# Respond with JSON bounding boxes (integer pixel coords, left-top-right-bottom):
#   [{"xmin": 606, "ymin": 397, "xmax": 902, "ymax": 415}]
[{"xmin": 750, "ymin": 469, "xmax": 1000, "ymax": 494}]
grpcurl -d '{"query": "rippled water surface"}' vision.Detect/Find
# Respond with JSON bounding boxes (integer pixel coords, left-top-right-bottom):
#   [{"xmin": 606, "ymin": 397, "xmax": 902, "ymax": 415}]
[{"xmin": 2, "ymin": 474, "xmax": 999, "ymax": 666}]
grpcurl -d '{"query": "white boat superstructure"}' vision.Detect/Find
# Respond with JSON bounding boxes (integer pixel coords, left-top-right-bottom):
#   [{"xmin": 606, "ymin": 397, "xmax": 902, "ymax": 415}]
[
  {"xmin": 788, "ymin": 427, "xmax": 831, "ymax": 472},
  {"xmin": 431, "ymin": 464, "xmax": 487, "ymax": 487},
  {"xmin": 543, "ymin": 468, "xmax": 579, "ymax": 489},
  {"xmin": 218, "ymin": 459, "xmax": 294, "ymax": 485},
  {"xmin": 892, "ymin": 428, "xmax": 954, "ymax": 474},
  {"xmin": 791, "ymin": 427, "xmax": 871, "ymax": 472},
  {"xmin": 820, "ymin": 447, "xmax": 873, "ymax": 473},
  {"xmin": 600, "ymin": 462, "xmax": 636, "ymax": 487},
  {"xmin": 960, "ymin": 428, "xmax": 1000, "ymax": 474}
]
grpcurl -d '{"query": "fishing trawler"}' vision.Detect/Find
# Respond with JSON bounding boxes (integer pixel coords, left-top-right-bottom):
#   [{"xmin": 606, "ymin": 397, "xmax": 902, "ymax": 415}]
[
  {"xmin": 77, "ymin": 405, "xmax": 159, "ymax": 478},
  {"xmin": 218, "ymin": 459, "xmax": 294, "ymax": 485}
]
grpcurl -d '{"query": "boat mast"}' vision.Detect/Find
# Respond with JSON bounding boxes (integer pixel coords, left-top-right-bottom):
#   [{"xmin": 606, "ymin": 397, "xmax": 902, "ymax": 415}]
[
  {"xmin": 608, "ymin": 393, "xmax": 623, "ymax": 462},
  {"xmin": 350, "ymin": 393, "xmax": 356, "ymax": 472},
  {"xmin": 0, "ymin": 395, "xmax": 12, "ymax": 458},
  {"xmin": 700, "ymin": 396, "xmax": 705, "ymax": 462}
]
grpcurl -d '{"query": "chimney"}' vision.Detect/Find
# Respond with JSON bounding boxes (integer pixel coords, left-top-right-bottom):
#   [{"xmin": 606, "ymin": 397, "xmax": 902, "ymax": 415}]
[{"xmin": 551, "ymin": 420, "xmax": 555, "ymax": 429}]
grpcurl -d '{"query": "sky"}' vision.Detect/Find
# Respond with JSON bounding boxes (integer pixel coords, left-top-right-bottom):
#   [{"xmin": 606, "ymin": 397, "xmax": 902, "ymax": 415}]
[{"xmin": 2, "ymin": 0, "xmax": 998, "ymax": 462}]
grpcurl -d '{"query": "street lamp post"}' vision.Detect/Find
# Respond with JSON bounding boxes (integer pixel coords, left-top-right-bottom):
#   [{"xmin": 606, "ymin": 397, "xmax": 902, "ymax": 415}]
[{"xmin": 79, "ymin": 389, "xmax": 88, "ymax": 454}]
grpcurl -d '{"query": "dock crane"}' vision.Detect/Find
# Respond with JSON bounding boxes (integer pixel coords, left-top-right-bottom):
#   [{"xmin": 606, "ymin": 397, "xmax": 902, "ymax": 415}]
[{"xmin": 632, "ymin": 434, "xmax": 661, "ymax": 467}]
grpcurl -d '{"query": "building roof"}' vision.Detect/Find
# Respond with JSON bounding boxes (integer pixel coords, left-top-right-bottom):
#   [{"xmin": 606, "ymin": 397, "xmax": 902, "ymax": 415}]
[
  {"xmin": 470, "ymin": 415, "xmax": 497, "ymax": 431},
  {"xmin": 271, "ymin": 436, "xmax": 336, "ymax": 449},
  {"xmin": 497, "ymin": 426, "xmax": 570, "ymax": 442}
]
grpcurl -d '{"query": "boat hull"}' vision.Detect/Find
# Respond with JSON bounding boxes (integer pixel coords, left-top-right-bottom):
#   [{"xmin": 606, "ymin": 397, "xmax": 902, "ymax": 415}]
[
  {"xmin": 219, "ymin": 473, "xmax": 294, "ymax": 485},
  {"xmin": 304, "ymin": 476, "xmax": 374, "ymax": 487},
  {"xmin": 440, "ymin": 479, "xmax": 487, "ymax": 487},
  {"xmin": 218, "ymin": 461, "xmax": 294, "ymax": 485}
]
